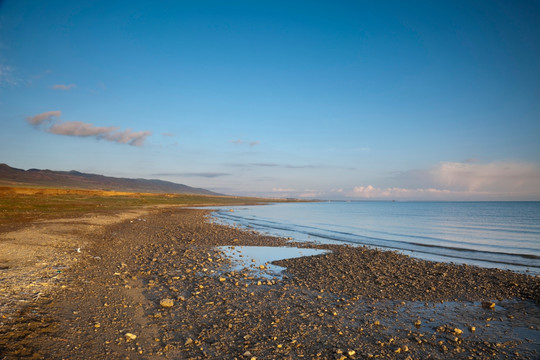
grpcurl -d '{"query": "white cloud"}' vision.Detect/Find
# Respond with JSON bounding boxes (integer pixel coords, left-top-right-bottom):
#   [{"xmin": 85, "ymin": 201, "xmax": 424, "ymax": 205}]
[
  {"xmin": 104, "ymin": 129, "xmax": 152, "ymax": 146},
  {"xmin": 49, "ymin": 121, "xmax": 117, "ymax": 136},
  {"xmin": 430, "ymin": 161, "xmax": 540, "ymax": 194},
  {"xmin": 349, "ymin": 161, "xmax": 540, "ymax": 200},
  {"xmin": 272, "ymin": 188, "xmax": 296, "ymax": 192},
  {"xmin": 298, "ymin": 191, "xmax": 324, "ymax": 198},
  {"xmin": 26, "ymin": 111, "xmax": 152, "ymax": 147},
  {"xmin": 26, "ymin": 111, "xmax": 62, "ymax": 126}
]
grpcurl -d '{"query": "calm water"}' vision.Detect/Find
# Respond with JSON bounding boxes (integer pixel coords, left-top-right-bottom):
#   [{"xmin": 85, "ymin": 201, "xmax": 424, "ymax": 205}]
[{"xmin": 211, "ymin": 202, "xmax": 540, "ymax": 275}]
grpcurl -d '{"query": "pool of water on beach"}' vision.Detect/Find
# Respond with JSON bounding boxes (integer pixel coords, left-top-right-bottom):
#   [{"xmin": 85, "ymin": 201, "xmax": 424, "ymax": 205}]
[{"xmin": 217, "ymin": 245, "xmax": 329, "ymax": 278}]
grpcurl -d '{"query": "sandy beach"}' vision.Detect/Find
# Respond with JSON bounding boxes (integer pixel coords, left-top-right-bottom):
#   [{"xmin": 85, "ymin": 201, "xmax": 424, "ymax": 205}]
[{"xmin": 1, "ymin": 207, "xmax": 539, "ymax": 359}]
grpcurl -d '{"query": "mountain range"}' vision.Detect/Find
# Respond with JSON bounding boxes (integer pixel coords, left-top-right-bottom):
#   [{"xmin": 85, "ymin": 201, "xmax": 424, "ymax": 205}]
[{"xmin": 0, "ymin": 164, "xmax": 221, "ymax": 196}]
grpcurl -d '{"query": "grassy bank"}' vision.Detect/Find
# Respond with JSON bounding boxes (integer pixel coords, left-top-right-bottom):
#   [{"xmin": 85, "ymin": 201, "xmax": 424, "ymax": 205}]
[{"xmin": 0, "ymin": 186, "xmax": 290, "ymax": 229}]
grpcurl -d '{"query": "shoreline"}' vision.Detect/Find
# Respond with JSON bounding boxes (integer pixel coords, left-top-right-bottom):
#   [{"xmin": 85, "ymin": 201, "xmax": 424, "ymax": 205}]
[
  {"xmin": 1, "ymin": 207, "xmax": 539, "ymax": 359},
  {"xmin": 212, "ymin": 203, "xmax": 540, "ymax": 276}
]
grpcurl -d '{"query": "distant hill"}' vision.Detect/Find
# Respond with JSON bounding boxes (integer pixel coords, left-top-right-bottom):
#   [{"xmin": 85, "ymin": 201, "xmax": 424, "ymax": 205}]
[{"xmin": 0, "ymin": 164, "xmax": 222, "ymax": 196}]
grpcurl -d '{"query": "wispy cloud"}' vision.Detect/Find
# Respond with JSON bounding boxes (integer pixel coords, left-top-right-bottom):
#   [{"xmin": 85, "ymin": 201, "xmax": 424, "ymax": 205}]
[
  {"xmin": 51, "ymin": 83, "xmax": 76, "ymax": 91},
  {"xmin": 231, "ymin": 139, "xmax": 260, "ymax": 147},
  {"xmin": 0, "ymin": 63, "xmax": 19, "ymax": 86},
  {"xmin": 162, "ymin": 132, "xmax": 175, "ymax": 137},
  {"xmin": 26, "ymin": 111, "xmax": 62, "ymax": 126},
  {"xmin": 153, "ymin": 172, "xmax": 230, "ymax": 178},
  {"xmin": 253, "ymin": 163, "xmax": 316, "ymax": 169},
  {"xmin": 228, "ymin": 162, "xmax": 314, "ymax": 169},
  {"xmin": 350, "ymin": 185, "xmax": 455, "ymax": 199},
  {"xmin": 272, "ymin": 187, "xmax": 296, "ymax": 192},
  {"xmin": 49, "ymin": 122, "xmax": 151, "ymax": 146},
  {"xmin": 26, "ymin": 111, "xmax": 152, "ymax": 147}
]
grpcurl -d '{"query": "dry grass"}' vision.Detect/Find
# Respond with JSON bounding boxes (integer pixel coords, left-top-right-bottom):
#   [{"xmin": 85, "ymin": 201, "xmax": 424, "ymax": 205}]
[{"xmin": 0, "ymin": 186, "xmax": 285, "ymax": 231}]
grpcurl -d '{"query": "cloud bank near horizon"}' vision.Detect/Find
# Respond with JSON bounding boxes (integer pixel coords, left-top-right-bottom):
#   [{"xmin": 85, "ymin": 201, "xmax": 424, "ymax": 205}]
[
  {"xmin": 263, "ymin": 161, "xmax": 540, "ymax": 201},
  {"xmin": 348, "ymin": 161, "xmax": 540, "ymax": 200},
  {"xmin": 26, "ymin": 111, "xmax": 152, "ymax": 146}
]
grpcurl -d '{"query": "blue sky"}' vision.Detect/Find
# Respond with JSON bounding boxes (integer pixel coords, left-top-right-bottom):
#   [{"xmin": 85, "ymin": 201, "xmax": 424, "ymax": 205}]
[{"xmin": 1, "ymin": 0, "xmax": 539, "ymax": 200}]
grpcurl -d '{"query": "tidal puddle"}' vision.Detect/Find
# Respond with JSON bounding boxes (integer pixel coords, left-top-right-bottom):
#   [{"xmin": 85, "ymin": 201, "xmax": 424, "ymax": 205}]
[{"xmin": 217, "ymin": 246, "xmax": 329, "ymax": 278}]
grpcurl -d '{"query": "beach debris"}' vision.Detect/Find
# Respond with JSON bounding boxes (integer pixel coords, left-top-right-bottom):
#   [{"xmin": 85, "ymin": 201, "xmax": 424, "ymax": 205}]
[
  {"xmin": 125, "ymin": 333, "xmax": 137, "ymax": 341},
  {"xmin": 160, "ymin": 298, "xmax": 174, "ymax": 308},
  {"xmin": 184, "ymin": 337, "xmax": 193, "ymax": 346},
  {"xmin": 481, "ymin": 301, "xmax": 496, "ymax": 309}
]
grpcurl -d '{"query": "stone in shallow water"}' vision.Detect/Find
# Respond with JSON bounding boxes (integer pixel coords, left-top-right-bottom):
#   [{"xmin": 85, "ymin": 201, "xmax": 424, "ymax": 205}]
[{"xmin": 482, "ymin": 301, "xmax": 496, "ymax": 309}]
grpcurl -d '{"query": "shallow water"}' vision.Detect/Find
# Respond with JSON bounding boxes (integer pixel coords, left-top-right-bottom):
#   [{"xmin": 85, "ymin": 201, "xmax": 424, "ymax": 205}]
[
  {"xmin": 210, "ymin": 202, "xmax": 540, "ymax": 275},
  {"xmin": 217, "ymin": 245, "xmax": 329, "ymax": 278}
]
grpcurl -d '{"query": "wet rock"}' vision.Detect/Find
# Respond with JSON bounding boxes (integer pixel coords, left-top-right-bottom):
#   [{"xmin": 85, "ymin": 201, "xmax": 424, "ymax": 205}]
[{"xmin": 482, "ymin": 301, "xmax": 496, "ymax": 309}]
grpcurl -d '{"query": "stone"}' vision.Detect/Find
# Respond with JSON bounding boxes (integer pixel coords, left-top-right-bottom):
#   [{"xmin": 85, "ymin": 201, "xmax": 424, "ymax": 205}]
[
  {"xmin": 125, "ymin": 333, "xmax": 137, "ymax": 340},
  {"xmin": 482, "ymin": 301, "xmax": 496, "ymax": 309},
  {"xmin": 160, "ymin": 298, "xmax": 174, "ymax": 308}
]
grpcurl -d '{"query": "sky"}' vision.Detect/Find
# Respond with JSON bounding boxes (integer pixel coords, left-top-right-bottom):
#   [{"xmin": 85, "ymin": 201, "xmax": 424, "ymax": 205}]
[{"xmin": 1, "ymin": 0, "xmax": 539, "ymax": 200}]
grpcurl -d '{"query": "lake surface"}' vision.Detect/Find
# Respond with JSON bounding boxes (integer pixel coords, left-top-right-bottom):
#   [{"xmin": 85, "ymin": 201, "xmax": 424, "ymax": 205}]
[{"xmin": 210, "ymin": 202, "xmax": 540, "ymax": 275}]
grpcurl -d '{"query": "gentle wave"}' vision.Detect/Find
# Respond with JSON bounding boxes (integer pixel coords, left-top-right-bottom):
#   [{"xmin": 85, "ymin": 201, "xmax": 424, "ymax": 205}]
[
  {"xmin": 212, "ymin": 202, "xmax": 540, "ymax": 275},
  {"xmin": 217, "ymin": 212, "xmax": 540, "ymax": 264}
]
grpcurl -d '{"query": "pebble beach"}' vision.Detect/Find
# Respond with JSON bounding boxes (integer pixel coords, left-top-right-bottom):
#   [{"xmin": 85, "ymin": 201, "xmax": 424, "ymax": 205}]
[{"xmin": 1, "ymin": 207, "xmax": 539, "ymax": 359}]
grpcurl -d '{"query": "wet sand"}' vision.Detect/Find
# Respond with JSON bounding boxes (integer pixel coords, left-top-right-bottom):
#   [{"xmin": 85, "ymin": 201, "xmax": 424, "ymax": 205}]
[{"xmin": 0, "ymin": 207, "xmax": 539, "ymax": 359}]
